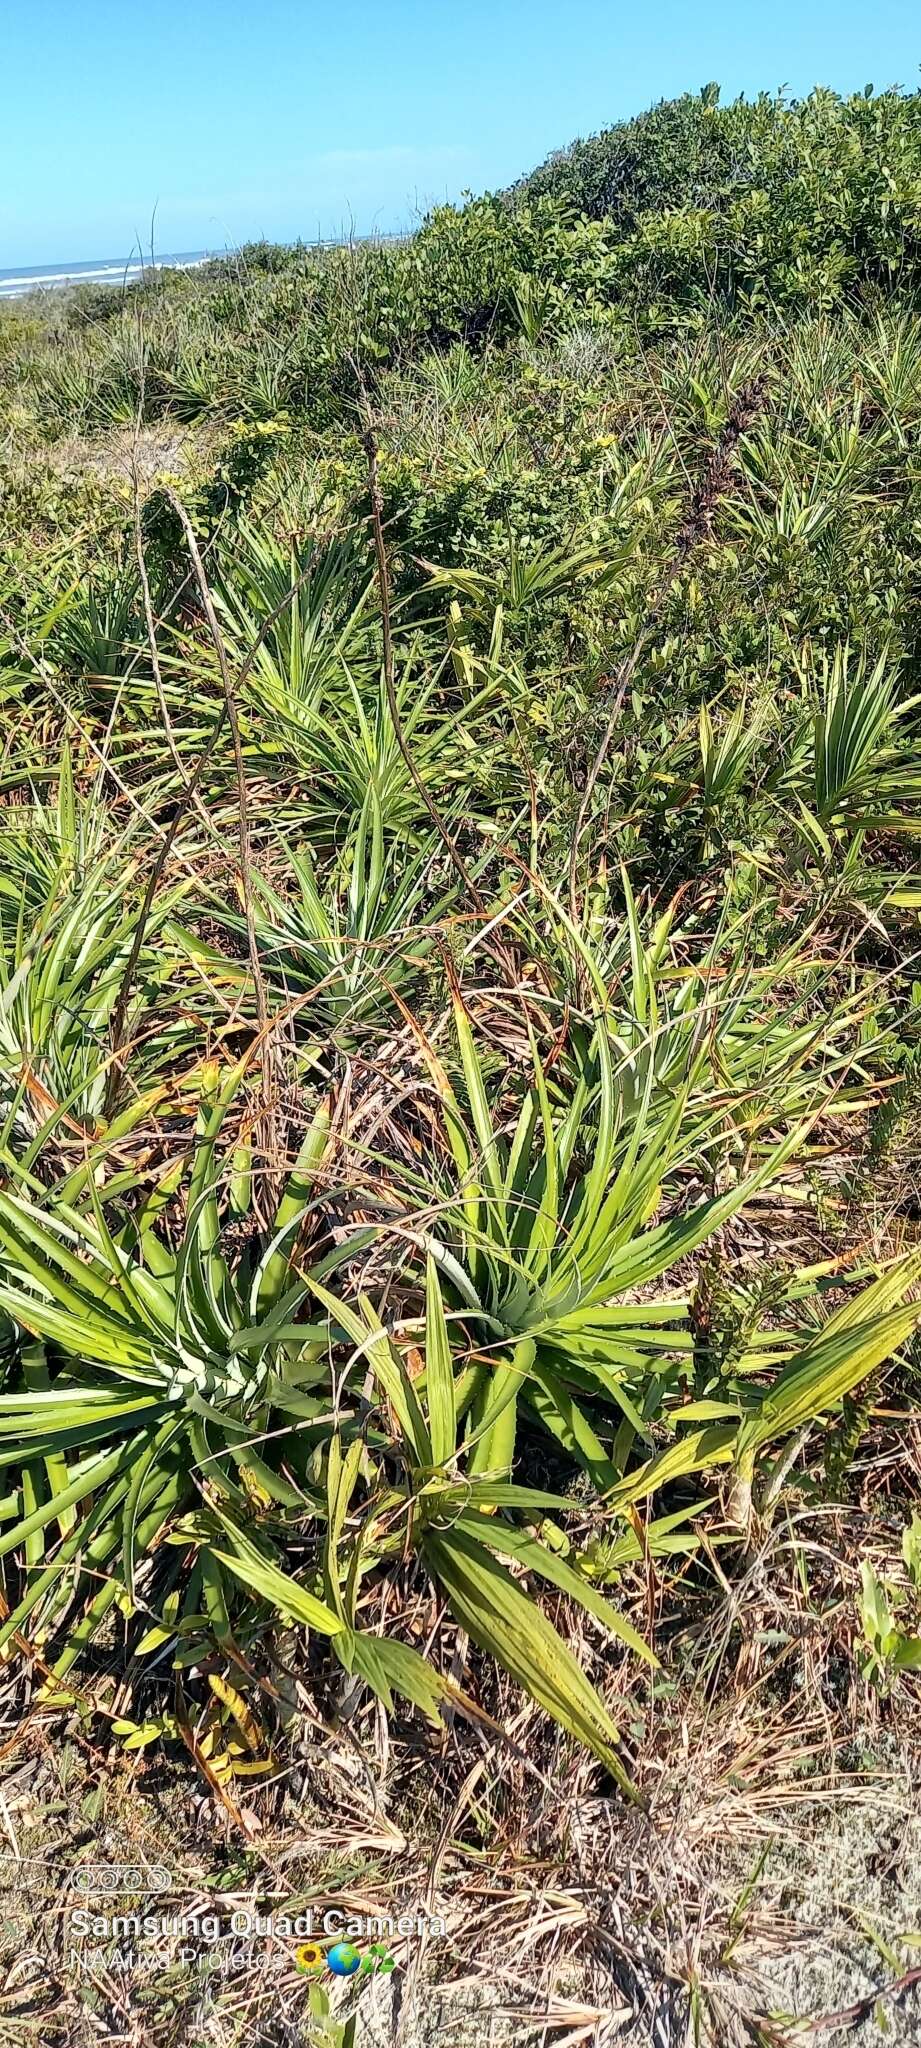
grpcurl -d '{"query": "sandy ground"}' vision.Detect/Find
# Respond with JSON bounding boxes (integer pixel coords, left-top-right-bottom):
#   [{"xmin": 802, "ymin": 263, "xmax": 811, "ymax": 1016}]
[{"xmin": 0, "ymin": 1728, "xmax": 918, "ymax": 2046}]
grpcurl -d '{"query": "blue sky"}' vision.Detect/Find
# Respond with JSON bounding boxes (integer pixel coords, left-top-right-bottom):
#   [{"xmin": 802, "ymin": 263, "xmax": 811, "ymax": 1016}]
[{"xmin": 3, "ymin": 0, "xmax": 920, "ymax": 267}]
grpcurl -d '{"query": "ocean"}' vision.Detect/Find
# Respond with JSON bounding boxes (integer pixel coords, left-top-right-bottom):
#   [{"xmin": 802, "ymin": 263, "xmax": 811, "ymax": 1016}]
[{"xmin": 0, "ymin": 252, "xmax": 214, "ymax": 300}]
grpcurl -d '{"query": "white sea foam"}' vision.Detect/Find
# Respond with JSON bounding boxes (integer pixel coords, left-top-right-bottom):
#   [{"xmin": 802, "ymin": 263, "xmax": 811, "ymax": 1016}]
[{"xmin": 0, "ymin": 254, "xmax": 212, "ymax": 298}]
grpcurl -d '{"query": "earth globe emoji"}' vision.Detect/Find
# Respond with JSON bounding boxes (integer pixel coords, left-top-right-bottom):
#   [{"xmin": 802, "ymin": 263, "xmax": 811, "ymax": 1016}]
[{"xmin": 328, "ymin": 1942, "xmax": 362, "ymax": 1977}]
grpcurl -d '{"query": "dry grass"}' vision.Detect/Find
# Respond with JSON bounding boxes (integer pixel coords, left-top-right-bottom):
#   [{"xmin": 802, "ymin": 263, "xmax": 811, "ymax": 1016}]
[{"xmin": 0, "ymin": 1475, "xmax": 918, "ymax": 2045}]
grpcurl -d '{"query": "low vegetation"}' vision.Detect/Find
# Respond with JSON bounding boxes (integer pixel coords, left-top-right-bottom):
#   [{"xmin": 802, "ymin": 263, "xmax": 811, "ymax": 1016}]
[{"xmin": 1, "ymin": 80, "xmax": 921, "ymax": 2045}]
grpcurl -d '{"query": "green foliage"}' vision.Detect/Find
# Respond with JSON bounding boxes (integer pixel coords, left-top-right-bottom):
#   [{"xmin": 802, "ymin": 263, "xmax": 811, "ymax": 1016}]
[
  {"xmin": 2, "ymin": 86, "xmax": 921, "ymax": 1777},
  {"xmin": 513, "ymin": 84, "xmax": 921, "ymax": 313},
  {"xmin": 858, "ymin": 1520, "xmax": 921, "ymax": 1689},
  {"xmin": 178, "ymin": 785, "xmax": 460, "ymax": 1045}
]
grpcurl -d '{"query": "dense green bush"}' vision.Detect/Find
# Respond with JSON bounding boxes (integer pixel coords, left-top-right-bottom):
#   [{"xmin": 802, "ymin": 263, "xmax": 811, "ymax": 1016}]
[{"xmin": 513, "ymin": 84, "xmax": 921, "ymax": 308}]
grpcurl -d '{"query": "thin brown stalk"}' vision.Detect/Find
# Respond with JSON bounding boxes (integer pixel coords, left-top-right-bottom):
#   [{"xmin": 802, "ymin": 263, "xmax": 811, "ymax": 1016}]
[
  {"xmin": 166, "ymin": 488, "xmax": 280, "ymax": 1186},
  {"xmin": 131, "ymin": 463, "xmax": 214, "ymax": 840},
  {"xmin": 103, "ymin": 698, "xmax": 227, "ymax": 1118},
  {"xmin": 567, "ymin": 649, "xmax": 639, "ymax": 928},
  {"xmin": 359, "ymin": 408, "xmax": 484, "ymax": 911}
]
